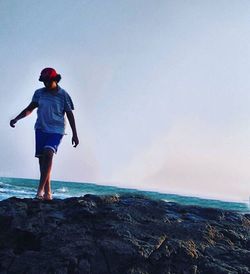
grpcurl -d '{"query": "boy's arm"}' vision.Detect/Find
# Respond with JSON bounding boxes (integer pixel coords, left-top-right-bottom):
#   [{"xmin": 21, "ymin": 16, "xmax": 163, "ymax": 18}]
[
  {"xmin": 66, "ymin": 111, "xmax": 79, "ymax": 147},
  {"xmin": 10, "ymin": 102, "xmax": 38, "ymax": 128}
]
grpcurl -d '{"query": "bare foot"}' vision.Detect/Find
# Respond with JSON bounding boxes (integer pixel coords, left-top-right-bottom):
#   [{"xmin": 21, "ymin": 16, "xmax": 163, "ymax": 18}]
[{"xmin": 44, "ymin": 193, "xmax": 53, "ymax": 200}]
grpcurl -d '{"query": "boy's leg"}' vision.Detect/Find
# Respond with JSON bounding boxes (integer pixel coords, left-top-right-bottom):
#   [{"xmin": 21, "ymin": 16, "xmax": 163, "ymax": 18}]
[
  {"xmin": 37, "ymin": 157, "xmax": 44, "ymax": 197},
  {"xmin": 38, "ymin": 156, "xmax": 51, "ymax": 198},
  {"xmin": 37, "ymin": 149, "xmax": 54, "ymax": 197},
  {"xmin": 44, "ymin": 177, "xmax": 52, "ymax": 199}
]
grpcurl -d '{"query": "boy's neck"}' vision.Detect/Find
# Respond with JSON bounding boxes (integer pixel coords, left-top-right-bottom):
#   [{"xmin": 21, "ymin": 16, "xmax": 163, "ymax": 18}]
[{"xmin": 44, "ymin": 80, "xmax": 58, "ymax": 90}]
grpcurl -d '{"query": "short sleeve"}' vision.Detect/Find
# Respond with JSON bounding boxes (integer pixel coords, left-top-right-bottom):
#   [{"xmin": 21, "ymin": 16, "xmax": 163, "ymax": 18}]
[
  {"xmin": 64, "ymin": 92, "xmax": 75, "ymax": 111},
  {"xmin": 32, "ymin": 90, "xmax": 40, "ymax": 103}
]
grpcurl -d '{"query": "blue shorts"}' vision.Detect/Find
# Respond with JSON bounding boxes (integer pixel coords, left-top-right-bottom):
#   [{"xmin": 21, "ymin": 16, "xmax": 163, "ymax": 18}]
[{"xmin": 35, "ymin": 130, "xmax": 63, "ymax": 158}]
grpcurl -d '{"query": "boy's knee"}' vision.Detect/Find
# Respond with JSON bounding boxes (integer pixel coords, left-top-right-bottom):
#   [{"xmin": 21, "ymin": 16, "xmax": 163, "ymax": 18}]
[{"xmin": 43, "ymin": 148, "xmax": 54, "ymax": 159}]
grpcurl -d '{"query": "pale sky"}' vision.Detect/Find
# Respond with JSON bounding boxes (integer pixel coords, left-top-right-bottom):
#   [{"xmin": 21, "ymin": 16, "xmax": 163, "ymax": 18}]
[{"xmin": 1, "ymin": 0, "xmax": 250, "ymax": 202}]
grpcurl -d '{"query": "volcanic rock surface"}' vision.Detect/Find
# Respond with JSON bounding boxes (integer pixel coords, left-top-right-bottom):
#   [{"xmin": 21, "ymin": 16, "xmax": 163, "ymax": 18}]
[{"xmin": 0, "ymin": 195, "xmax": 249, "ymax": 274}]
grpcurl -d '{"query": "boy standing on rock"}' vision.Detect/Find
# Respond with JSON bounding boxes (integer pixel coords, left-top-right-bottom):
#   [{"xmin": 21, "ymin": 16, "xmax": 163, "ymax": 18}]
[{"xmin": 10, "ymin": 68, "xmax": 79, "ymax": 200}]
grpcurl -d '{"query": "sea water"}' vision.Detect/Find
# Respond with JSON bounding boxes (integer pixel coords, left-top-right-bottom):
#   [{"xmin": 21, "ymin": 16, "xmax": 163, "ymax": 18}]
[{"xmin": 0, "ymin": 177, "xmax": 249, "ymax": 213}]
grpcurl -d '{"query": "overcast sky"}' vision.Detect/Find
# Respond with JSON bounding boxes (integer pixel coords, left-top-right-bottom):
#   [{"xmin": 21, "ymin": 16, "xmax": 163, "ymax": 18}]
[{"xmin": 1, "ymin": 0, "xmax": 250, "ymax": 202}]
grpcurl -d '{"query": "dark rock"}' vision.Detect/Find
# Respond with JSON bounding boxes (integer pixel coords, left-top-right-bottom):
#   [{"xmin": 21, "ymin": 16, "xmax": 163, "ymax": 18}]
[{"xmin": 0, "ymin": 195, "xmax": 249, "ymax": 274}]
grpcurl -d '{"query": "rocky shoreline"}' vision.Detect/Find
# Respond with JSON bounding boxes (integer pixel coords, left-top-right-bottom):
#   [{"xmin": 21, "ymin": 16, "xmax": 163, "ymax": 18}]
[{"xmin": 0, "ymin": 194, "xmax": 249, "ymax": 274}]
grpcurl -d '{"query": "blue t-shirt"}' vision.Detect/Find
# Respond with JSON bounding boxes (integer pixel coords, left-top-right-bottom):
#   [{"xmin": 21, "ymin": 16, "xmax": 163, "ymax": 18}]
[{"xmin": 32, "ymin": 86, "xmax": 74, "ymax": 134}]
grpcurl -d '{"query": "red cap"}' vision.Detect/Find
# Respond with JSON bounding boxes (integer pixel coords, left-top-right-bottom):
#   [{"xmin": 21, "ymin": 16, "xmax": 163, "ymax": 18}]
[{"xmin": 39, "ymin": 68, "xmax": 60, "ymax": 82}]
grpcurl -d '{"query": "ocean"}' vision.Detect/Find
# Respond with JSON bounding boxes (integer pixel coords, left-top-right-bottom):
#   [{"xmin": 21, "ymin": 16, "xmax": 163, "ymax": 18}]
[{"xmin": 0, "ymin": 177, "xmax": 249, "ymax": 213}]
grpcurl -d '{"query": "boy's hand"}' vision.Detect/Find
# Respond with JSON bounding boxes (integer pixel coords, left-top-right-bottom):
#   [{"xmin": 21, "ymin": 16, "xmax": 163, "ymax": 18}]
[
  {"xmin": 72, "ymin": 135, "xmax": 79, "ymax": 147},
  {"xmin": 10, "ymin": 119, "xmax": 17, "ymax": 128}
]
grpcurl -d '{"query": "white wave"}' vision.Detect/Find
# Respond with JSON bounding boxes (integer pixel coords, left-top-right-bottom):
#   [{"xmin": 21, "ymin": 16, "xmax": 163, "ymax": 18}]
[
  {"xmin": 56, "ymin": 187, "xmax": 69, "ymax": 193},
  {"xmin": 162, "ymin": 199, "xmax": 171, "ymax": 203},
  {"xmin": 2, "ymin": 188, "xmax": 35, "ymax": 195},
  {"xmin": 0, "ymin": 182, "xmax": 12, "ymax": 187}
]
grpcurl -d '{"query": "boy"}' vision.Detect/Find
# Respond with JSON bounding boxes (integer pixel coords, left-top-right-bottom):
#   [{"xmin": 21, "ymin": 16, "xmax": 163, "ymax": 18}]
[{"xmin": 10, "ymin": 68, "xmax": 79, "ymax": 200}]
